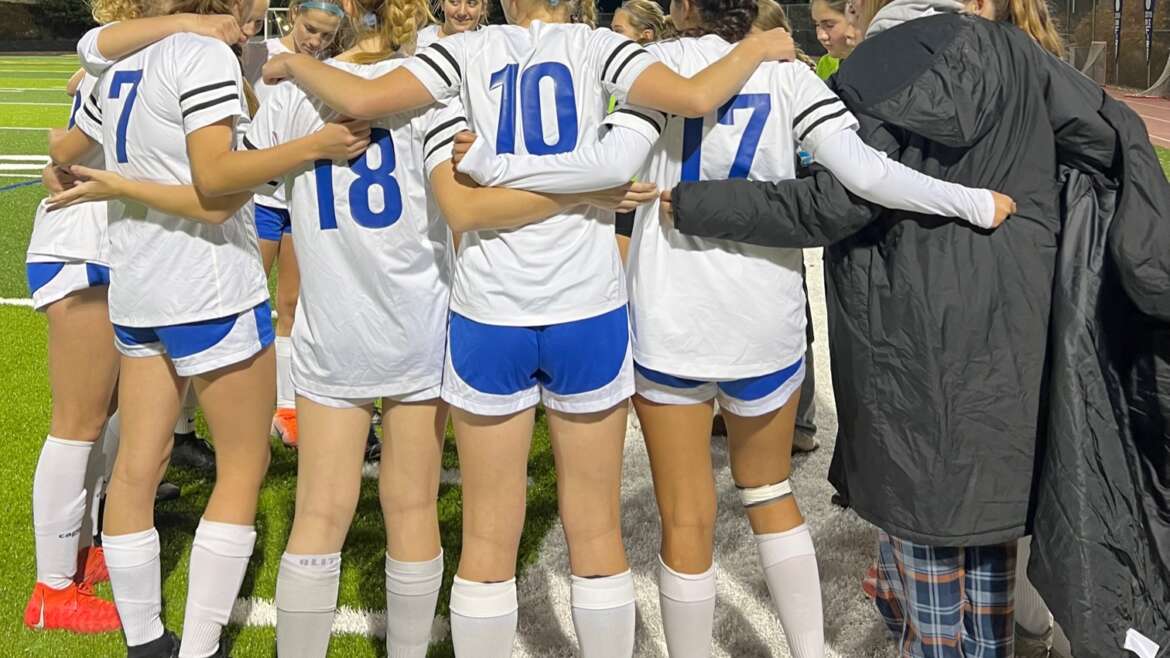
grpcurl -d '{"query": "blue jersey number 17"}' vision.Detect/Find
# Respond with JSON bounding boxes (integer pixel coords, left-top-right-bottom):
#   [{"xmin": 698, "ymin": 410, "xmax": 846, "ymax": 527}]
[{"xmin": 681, "ymin": 93, "xmax": 771, "ymax": 182}]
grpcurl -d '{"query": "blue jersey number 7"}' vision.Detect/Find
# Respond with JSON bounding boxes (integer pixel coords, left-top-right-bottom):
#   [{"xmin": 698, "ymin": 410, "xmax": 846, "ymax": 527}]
[
  {"xmin": 109, "ymin": 70, "xmax": 143, "ymax": 164},
  {"xmin": 681, "ymin": 93, "xmax": 771, "ymax": 182}
]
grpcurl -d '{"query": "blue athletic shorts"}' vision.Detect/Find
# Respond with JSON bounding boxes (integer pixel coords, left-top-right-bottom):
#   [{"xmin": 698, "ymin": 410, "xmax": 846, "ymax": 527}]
[
  {"xmin": 26, "ymin": 260, "xmax": 110, "ymax": 311},
  {"xmin": 113, "ymin": 301, "xmax": 274, "ymax": 377},
  {"xmin": 634, "ymin": 357, "xmax": 805, "ymax": 417},
  {"xmin": 255, "ymin": 204, "xmax": 292, "ymax": 242},
  {"xmin": 442, "ymin": 305, "xmax": 634, "ymax": 416}
]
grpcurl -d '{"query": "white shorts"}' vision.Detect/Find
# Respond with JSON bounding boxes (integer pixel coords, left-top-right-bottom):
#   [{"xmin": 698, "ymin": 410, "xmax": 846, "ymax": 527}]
[
  {"xmin": 113, "ymin": 302, "xmax": 274, "ymax": 378},
  {"xmin": 442, "ymin": 306, "xmax": 635, "ymax": 416},
  {"xmin": 634, "ymin": 358, "xmax": 805, "ymax": 418},
  {"xmin": 26, "ymin": 260, "xmax": 110, "ymax": 311},
  {"xmin": 297, "ymin": 385, "xmax": 442, "ymax": 409}
]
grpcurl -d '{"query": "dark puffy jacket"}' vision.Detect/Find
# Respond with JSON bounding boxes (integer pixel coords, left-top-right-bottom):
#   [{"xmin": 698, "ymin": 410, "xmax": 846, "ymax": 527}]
[{"xmin": 670, "ymin": 15, "xmax": 1170, "ymax": 656}]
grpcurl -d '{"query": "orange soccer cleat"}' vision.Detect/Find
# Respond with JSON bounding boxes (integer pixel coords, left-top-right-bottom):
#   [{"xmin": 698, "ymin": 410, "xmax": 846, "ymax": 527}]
[
  {"xmin": 24, "ymin": 581, "xmax": 120, "ymax": 634},
  {"xmin": 272, "ymin": 408, "xmax": 299, "ymax": 448},
  {"xmin": 77, "ymin": 545, "xmax": 109, "ymax": 586}
]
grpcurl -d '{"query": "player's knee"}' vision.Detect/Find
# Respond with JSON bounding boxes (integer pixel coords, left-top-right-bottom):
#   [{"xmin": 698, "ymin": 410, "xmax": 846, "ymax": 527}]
[{"xmin": 48, "ymin": 410, "xmax": 107, "ymax": 443}]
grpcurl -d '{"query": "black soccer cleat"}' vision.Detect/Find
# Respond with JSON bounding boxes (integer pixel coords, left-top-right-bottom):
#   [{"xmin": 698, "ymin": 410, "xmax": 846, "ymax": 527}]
[
  {"xmin": 127, "ymin": 630, "xmax": 179, "ymax": 658},
  {"xmin": 171, "ymin": 432, "xmax": 216, "ymax": 472}
]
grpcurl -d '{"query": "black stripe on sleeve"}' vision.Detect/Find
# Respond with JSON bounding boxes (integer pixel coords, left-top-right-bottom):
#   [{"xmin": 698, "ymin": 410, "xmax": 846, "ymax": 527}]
[
  {"xmin": 179, "ymin": 80, "xmax": 237, "ymax": 103},
  {"xmin": 82, "ymin": 103, "xmax": 101, "ymax": 125},
  {"xmin": 609, "ymin": 48, "xmax": 650, "ymax": 86},
  {"xmin": 416, "ymin": 53, "xmax": 452, "ymax": 87},
  {"xmin": 615, "ymin": 108, "xmax": 663, "ymax": 134},
  {"xmin": 424, "ymin": 134, "xmax": 456, "ymax": 163},
  {"xmin": 425, "ymin": 116, "xmax": 466, "ymax": 143},
  {"xmin": 792, "ymin": 98, "xmax": 841, "ymax": 130},
  {"xmin": 242, "ymin": 135, "xmax": 259, "ymax": 150},
  {"xmin": 602, "ymin": 40, "xmax": 638, "ymax": 83},
  {"xmin": 798, "ymin": 107, "xmax": 851, "ymax": 142},
  {"xmin": 428, "ymin": 43, "xmax": 461, "ymax": 80},
  {"xmin": 181, "ymin": 93, "xmax": 240, "ymax": 118}
]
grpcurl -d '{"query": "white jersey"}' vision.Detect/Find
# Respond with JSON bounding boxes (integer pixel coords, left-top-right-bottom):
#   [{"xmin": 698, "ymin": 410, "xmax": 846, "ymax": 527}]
[
  {"xmin": 245, "ymin": 58, "xmax": 460, "ymax": 399},
  {"xmin": 404, "ymin": 22, "xmax": 657, "ymax": 325},
  {"xmin": 26, "ymin": 73, "xmax": 109, "ymax": 265},
  {"xmin": 243, "ymin": 38, "xmax": 294, "ymax": 210},
  {"xmin": 416, "ymin": 24, "xmax": 441, "ymax": 49},
  {"xmin": 74, "ymin": 33, "xmax": 268, "ymax": 327},
  {"xmin": 607, "ymin": 35, "xmax": 858, "ymax": 378}
]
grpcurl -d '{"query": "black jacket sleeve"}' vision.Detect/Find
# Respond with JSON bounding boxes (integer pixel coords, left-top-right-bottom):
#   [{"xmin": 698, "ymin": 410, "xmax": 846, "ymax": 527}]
[{"xmin": 671, "ymin": 165, "xmax": 878, "ymax": 248}]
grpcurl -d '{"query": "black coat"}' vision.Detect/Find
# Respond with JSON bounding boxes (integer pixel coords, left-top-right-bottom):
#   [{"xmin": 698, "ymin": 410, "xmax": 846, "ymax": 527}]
[{"xmin": 671, "ymin": 15, "xmax": 1170, "ymax": 655}]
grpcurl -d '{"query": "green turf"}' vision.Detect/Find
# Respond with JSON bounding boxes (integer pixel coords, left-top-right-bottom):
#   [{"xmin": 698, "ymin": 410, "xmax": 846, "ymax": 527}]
[{"xmin": 3, "ymin": 52, "xmax": 1170, "ymax": 658}]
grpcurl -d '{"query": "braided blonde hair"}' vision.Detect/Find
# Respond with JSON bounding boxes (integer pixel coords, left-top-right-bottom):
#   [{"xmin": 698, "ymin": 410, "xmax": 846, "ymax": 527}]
[
  {"xmin": 349, "ymin": 0, "xmax": 435, "ymax": 61},
  {"xmin": 89, "ymin": 0, "xmax": 144, "ymax": 23}
]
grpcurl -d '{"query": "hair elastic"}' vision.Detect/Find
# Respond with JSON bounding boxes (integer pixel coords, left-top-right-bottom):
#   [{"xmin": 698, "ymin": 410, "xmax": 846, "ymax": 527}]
[{"xmin": 298, "ymin": 1, "xmax": 347, "ymax": 17}]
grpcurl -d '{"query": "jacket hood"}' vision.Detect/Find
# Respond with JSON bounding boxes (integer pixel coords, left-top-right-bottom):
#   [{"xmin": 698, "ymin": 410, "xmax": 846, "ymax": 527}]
[{"xmin": 865, "ymin": 0, "xmax": 966, "ymax": 37}]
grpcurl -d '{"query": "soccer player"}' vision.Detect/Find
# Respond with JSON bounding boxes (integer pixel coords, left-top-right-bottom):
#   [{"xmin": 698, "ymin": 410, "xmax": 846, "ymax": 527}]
[
  {"xmin": 243, "ymin": 3, "xmax": 650, "ymax": 655},
  {"xmin": 242, "ymin": 0, "xmax": 345, "ymax": 449},
  {"xmin": 417, "ymin": 0, "xmax": 487, "ymax": 48},
  {"xmin": 446, "ymin": 0, "xmax": 1014, "ymax": 654},
  {"xmin": 48, "ymin": 0, "xmax": 368, "ymax": 654},
  {"xmin": 261, "ymin": 7, "xmax": 797, "ymax": 656}
]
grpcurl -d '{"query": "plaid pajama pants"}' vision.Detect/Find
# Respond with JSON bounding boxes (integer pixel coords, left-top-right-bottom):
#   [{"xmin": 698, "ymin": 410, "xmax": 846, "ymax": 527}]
[{"xmin": 863, "ymin": 530, "xmax": 1017, "ymax": 658}]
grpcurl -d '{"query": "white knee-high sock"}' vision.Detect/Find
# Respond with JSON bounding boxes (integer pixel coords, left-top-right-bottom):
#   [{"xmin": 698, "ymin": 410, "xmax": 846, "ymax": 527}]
[
  {"xmin": 179, "ymin": 520, "xmax": 256, "ymax": 658},
  {"xmin": 756, "ymin": 524, "xmax": 824, "ymax": 658},
  {"xmin": 385, "ymin": 552, "xmax": 444, "ymax": 658},
  {"xmin": 276, "ymin": 552, "xmax": 341, "ymax": 658},
  {"xmin": 104, "ymin": 528, "xmax": 165, "ymax": 647},
  {"xmin": 275, "ymin": 337, "xmax": 294, "ymax": 410},
  {"xmin": 658, "ymin": 556, "xmax": 717, "ymax": 658},
  {"xmin": 571, "ymin": 571, "xmax": 636, "ymax": 658},
  {"xmin": 33, "ymin": 436, "xmax": 94, "ymax": 589},
  {"xmin": 175, "ymin": 386, "xmax": 198, "ymax": 435},
  {"xmin": 78, "ymin": 428, "xmax": 107, "ymax": 551},
  {"xmin": 1014, "ymin": 537, "xmax": 1054, "ymax": 635},
  {"xmin": 449, "ymin": 577, "xmax": 518, "ymax": 658}
]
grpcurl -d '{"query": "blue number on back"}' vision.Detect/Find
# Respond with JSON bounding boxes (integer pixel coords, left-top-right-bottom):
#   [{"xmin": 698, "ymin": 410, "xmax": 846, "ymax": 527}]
[
  {"xmin": 314, "ymin": 128, "xmax": 403, "ymax": 231},
  {"xmin": 490, "ymin": 62, "xmax": 578, "ymax": 155},
  {"xmin": 109, "ymin": 70, "xmax": 143, "ymax": 164},
  {"xmin": 68, "ymin": 92, "xmax": 81, "ymax": 129},
  {"xmin": 680, "ymin": 93, "xmax": 772, "ymax": 182}
]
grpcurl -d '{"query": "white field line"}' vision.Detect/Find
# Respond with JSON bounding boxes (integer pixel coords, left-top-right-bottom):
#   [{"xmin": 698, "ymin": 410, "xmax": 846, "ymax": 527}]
[
  {"xmin": 0, "ymin": 173, "xmax": 39, "ymax": 179},
  {"xmin": 0, "ymin": 298, "xmax": 34, "ymax": 307},
  {"xmin": 0, "ymin": 88, "xmax": 69, "ymax": 93},
  {"xmin": 0, "ymin": 126, "xmax": 49, "ymax": 131},
  {"xmin": 0, "ymin": 101, "xmax": 71, "ymax": 106},
  {"xmin": 229, "ymin": 596, "xmax": 451, "ymax": 641}
]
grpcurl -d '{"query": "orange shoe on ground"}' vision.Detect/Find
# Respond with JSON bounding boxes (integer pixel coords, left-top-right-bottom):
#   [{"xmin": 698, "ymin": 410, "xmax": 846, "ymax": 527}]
[
  {"xmin": 272, "ymin": 408, "xmax": 298, "ymax": 448},
  {"xmin": 77, "ymin": 546, "xmax": 109, "ymax": 586},
  {"xmin": 23, "ymin": 581, "xmax": 120, "ymax": 634}
]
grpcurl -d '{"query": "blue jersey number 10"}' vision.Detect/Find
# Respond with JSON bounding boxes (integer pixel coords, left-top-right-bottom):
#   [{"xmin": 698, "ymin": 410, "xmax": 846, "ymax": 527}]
[
  {"xmin": 314, "ymin": 128, "xmax": 403, "ymax": 231},
  {"xmin": 489, "ymin": 62, "xmax": 578, "ymax": 156},
  {"xmin": 109, "ymin": 70, "xmax": 144, "ymax": 164},
  {"xmin": 681, "ymin": 93, "xmax": 771, "ymax": 182}
]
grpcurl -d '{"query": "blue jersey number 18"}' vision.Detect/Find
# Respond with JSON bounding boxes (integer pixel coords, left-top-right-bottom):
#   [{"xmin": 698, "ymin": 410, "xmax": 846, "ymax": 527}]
[
  {"xmin": 681, "ymin": 93, "xmax": 771, "ymax": 182},
  {"xmin": 109, "ymin": 70, "xmax": 144, "ymax": 164},
  {"xmin": 314, "ymin": 128, "xmax": 403, "ymax": 231}
]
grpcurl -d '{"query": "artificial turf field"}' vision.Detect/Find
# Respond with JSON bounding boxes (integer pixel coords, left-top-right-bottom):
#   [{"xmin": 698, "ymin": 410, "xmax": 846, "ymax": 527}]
[
  {"xmin": 4, "ymin": 53, "xmax": 1170, "ymax": 658},
  {"xmin": 0, "ymin": 54, "xmax": 557, "ymax": 657}
]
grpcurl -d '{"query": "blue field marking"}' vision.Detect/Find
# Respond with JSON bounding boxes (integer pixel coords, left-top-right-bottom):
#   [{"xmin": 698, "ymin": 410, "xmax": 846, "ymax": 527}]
[{"xmin": 0, "ymin": 180, "xmax": 38, "ymax": 193}]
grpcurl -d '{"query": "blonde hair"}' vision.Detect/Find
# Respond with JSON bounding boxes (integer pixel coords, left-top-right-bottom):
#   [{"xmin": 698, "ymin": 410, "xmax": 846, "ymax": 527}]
[
  {"xmin": 89, "ymin": 0, "xmax": 144, "ymax": 24},
  {"xmin": 994, "ymin": 0, "xmax": 1064, "ymax": 56},
  {"xmin": 161, "ymin": 0, "xmax": 260, "ymax": 115},
  {"xmin": 754, "ymin": 0, "xmax": 817, "ymax": 67},
  {"xmin": 571, "ymin": 0, "xmax": 599, "ymax": 28},
  {"xmin": 349, "ymin": 0, "xmax": 435, "ymax": 62},
  {"xmin": 616, "ymin": 0, "xmax": 675, "ymax": 42}
]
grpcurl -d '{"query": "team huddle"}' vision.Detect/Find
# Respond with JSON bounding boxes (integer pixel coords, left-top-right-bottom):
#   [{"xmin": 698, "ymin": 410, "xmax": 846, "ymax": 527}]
[{"xmin": 27, "ymin": 0, "xmax": 1025, "ymax": 656}]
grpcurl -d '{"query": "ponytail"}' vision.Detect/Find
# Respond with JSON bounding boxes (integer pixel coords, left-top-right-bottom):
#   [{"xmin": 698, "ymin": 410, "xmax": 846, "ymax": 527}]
[
  {"xmin": 678, "ymin": 0, "xmax": 757, "ymax": 43},
  {"xmin": 997, "ymin": 0, "xmax": 1064, "ymax": 57},
  {"xmin": 89, "ymin": 0, "xmax": 143, "ymax": 23},
  {"xmin": 571, "ymin": 0, "xmax": 598, "ymax": 28},
  {"xmin": 350, "ymin": 0, "xmax": 436, "ymax": 62}
]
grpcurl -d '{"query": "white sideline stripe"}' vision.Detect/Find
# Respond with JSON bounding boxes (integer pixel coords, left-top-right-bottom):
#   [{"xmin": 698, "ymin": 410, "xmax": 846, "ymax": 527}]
[
  {"xmin": 0, "ymin": 173, "xmax": 39, "ymax": 179},
  {"xmin": 229, "ymin": 597, "xmax": 451, "ymax": 641},
  {"xmin": 0, "ymin": 126, "xmax": 49, "ymax": 131},
  {"xmin": 0, "ymin": 88, "xmax": 68, "ymax": 92},
  {"xmin": 0, "ymin": 155, "xmax": 49, "ymax": 161},
  {"xmin": 0, "ymin": 101, "xmax": 71, "ymax": 106},
  {"xmin": 0, "ymin": 298, "xmax": 34, "ymax": 307},
  {"xmin": 0, "ymin": 163, "xmax": 45, "ymax": 171}
]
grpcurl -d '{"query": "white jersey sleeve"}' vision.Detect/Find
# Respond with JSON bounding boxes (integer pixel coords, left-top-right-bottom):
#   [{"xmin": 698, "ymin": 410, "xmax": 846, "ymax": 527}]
[
  {"xmin": 403, "ymin": 34, "xmax": 467, "ymax": 102},
  {"xmin": 74, "ymin": 82, "xmax": 104, "ymax": 144},
  {"xmin": 177, "ymin": 41, "xmax": 247, "ymax": 135},
  {"xmin": 785, "ymin": 64, "xmax": 858, "ymax": 153},
  {"xmin": 422, "ymin": 98, "xmax": 469, "ymax": 176},
  {"xmin": 242, "ymin": 84, "xmax": 290, "ymax": 197},
  {"xmin": 590, "ymin": 28, "xmax": 657, "ymax": 106},
  {"xmin": 77, "ymin": 24, "xmax": 116, "ymax": 76}
]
